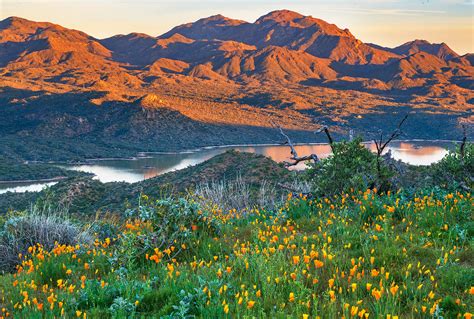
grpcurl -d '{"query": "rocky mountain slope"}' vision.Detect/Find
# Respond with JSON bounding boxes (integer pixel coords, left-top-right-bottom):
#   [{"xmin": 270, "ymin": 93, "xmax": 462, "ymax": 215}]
[{"xmin": 0, "ymin": 10, "xmax": 472, "ymax": 160}]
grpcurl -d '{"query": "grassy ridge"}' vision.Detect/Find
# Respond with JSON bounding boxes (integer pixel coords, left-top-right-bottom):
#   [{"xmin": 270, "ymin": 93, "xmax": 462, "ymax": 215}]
[{"xmin": 0, "ymin": 190, "xmax": 472, "ymax": 318}]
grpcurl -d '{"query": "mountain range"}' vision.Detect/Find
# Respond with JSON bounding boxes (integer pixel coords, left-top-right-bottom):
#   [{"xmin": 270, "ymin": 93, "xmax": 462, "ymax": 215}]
[{"xmin": 0, "ymin": 10, "xmax": 472, "ymax": 160}]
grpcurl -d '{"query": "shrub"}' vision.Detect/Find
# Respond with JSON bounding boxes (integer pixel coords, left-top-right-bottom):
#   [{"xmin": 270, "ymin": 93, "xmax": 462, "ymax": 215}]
[
  {"xmin": 194, "ymin": 176, "xmax": 284, "ymax": 211},
  {"xmin": 307, "ymin": 138, "xmax": 393, "ymax": 196},
  {"xmin": 0, "ymin": 204, "xmax": 88, "ymax": 272},
  {"xmin": 194, "ymin": 176, "xmax": 251, "ymax": 212},
  {"xmin": 115, "ymin": 196, "xmax": 220, "ymax": 268},
  {"xmin": 431, "ymin": 142, "xmax": 473, "ymax": 190}
]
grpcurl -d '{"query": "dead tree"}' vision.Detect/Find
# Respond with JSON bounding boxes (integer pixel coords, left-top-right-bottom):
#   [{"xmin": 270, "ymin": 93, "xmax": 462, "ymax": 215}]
[
  {"xmin": 460, "ymin": 124, "xmax": 467, "ymax": 160},
  {"xmin": 275, "ymin": 125, "xmax": 319, "ymax": 167},
  {"xmin": 373, "ymin": 114, "xmax": 409, "ymax": 179},
  {"xmin": 315, "ymin": 126, "xmax": 334, "ymax": 152}
]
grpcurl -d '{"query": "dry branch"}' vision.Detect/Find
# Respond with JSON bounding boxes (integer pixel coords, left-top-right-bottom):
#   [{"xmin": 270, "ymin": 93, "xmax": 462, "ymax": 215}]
[
  {"xmin": 373, "ymin": 114, "xmax": 409, "ymax": 181},
  {"xmin": 460, "ymin": 124, "xmax": 467, "ymax": 159},
  {"xmin": 274, "ymin": 124, "xmax": 319, "ymax": 167},
  {"xmin": 315, "ymin": 126, "xmax": 334, "ymax": 150},
  {"xmin": 373, "ymin": 114, "xmax": 409, "ymax": 156}
]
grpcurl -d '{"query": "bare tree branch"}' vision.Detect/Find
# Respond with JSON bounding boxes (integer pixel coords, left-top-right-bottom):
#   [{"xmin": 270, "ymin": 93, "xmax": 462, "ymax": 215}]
[
  {"xmin": 273, "ymin": 124, "xmax": 320, "ymax": 167},
  {"xmin": 460, "ymin": 124, "xmax": 467, "ymax": 159},
  {"xmin": 315, "ymin": 126, "xmax": 334, "ymax": 148},
  {"xmin": 373, "ymin": 114, "xmax": 409, "ymax": 182},
  {"xmin": 376, "ymin": 114, "xmax": 409, "ymax": 155}
]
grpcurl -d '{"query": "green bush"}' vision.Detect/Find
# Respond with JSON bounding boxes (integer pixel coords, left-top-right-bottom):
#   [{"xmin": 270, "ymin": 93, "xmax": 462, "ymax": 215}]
[
  {"xmin": 114, "ymin": 196, "xmax": 220, "ymax": 269},
  {"xmin": 307, "ymin": 138, "xmax": 393, "ymax": 196},
  {"xmin": 431, "ymin": 142, "xmax": 473, "ymax": 190}
]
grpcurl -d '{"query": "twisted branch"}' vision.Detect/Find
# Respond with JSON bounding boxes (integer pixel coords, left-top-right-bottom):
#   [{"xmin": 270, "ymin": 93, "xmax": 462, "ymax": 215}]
[{"xmin": 274, "ymin": 124, "xmax": 319, "ymax": 167}]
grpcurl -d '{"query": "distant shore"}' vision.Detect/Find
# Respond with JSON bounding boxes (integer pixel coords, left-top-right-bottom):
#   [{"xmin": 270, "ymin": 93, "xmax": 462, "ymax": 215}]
[{"xmin": 0, "ymin": 176, "xmax": 66, "ymax": 184}]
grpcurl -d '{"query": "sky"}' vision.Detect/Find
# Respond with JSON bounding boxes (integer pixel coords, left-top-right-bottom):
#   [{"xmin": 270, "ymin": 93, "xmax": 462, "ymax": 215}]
[{"xmin": 1, "ymin": 0, "xmax": 473, "ymax": 54}]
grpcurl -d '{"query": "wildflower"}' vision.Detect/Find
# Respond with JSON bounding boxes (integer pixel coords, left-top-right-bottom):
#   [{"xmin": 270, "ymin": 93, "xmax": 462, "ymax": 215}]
[
  {"xmin": 293, "ymin": 256, "xmax": 300, "ymax": 264},
  {"xmin": 247, "ymin": 300, "xmax": 255, "ymax": 309},
  {"xmin": 314, "ymin": 260, "xmax": 324, "ymax": 268},
  {"xmin": 328, "ymin": 279, "xmax": 334, "ymax": 288},
  {"xmin": 256, "ymin": 290, "xmax": 261, "ymax": 297},
  {"xmin": 351, "ymin": 283, "xmax": 357, "ymax": 292},
  {"xmin": 289, "ymin": 292, "xmax": 295, "ymax": 302},
  {"xmin": 371, "ymin": 288, "xmax": 382, "ymax": 301},
  {"xmin": 390, "ymin": 285, "xmax": 399, "ymax": 296}
]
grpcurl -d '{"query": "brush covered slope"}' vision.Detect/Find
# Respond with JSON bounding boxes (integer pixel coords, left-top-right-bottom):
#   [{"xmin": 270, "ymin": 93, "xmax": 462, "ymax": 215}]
[
  {"xmin": 0, "ymin": 189, "xmax": 472, "ymax": 318},
  {"xmin": 0, "ymin": 11, "xmax": 473, "ymax": 160}
]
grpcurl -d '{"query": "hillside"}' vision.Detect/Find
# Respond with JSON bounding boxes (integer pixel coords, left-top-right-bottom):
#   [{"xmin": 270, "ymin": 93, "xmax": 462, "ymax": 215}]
[
  {"xmin": 0, "ymin": 137, "xmax": 472, "ymax": 318},
  {"xmin": 0, "ymin": 10, "xmax": 473, "ymax": 160},
  {"xmin": 0, "ymin": 151, "xmax": 293, "ymax": 214}
]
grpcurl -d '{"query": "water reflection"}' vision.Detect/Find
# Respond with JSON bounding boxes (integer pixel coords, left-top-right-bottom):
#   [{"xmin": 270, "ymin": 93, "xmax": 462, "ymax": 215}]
[
  {"xmin": 64, "ymin": 141, "xmax": 451, "ymax": 184},
  {"xmin": 0, "ymin": 141, "xmax": 454, "ymax": 193}
]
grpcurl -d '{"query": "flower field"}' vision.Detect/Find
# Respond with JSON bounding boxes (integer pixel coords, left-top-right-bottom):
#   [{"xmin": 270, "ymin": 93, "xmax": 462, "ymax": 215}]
[{"xmin": 0, "ymin": 190, "xmax": 472, "ymax": 318}]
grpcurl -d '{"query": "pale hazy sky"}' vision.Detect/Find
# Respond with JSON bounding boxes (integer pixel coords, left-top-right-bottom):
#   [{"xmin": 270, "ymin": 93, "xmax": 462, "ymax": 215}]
[{"xmin": 1, "ymin": 0, "xmax": 473, "ymax": 54}]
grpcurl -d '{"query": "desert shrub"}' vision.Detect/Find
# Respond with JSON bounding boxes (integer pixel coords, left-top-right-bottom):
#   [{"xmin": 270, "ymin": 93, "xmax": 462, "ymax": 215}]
[
  {"xmin": 115, "ymin": 196, "xmax": 220, "ymax": 268},
  {"xmin": 307, "ymin": 138, "xmax": 393, "ymax": 196},
  {"xmin": 194, "ymin": 176, "xmax": 285, "ymax": 212},
  {"xmin": 194, "ymin": 176, "xmax": 251, "ymax": 212},
  {"xmin": 431, "ymin": 142, "xmax": 473, "ymax": 190},
  {"xmin": 0, "ymin": 204, "xmax": 88, "ymax": 272}
]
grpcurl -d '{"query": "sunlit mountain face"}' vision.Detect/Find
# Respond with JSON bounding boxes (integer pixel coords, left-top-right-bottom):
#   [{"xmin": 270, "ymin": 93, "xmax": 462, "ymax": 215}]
[{"xmin": 0, "ymin": 11, "xmax": 472, "ymax": 161}]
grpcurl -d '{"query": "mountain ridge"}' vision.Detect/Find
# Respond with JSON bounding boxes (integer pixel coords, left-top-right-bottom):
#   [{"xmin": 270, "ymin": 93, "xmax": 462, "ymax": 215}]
[{"xmin": 0, "ymin": 10, "xmax": 472, "ymax": 161}]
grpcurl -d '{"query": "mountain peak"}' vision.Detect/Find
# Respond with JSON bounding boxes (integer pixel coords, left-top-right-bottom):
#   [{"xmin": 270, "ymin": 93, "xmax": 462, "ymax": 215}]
[
  {"xmin": 0, "ymin": 16, "xmax": 49, "ymax": 30},
  {"xmin": 255, "ymin": 10, "xmax": 305, "ymax": 24},
  {"xmin": 393, "ymin": 39, "xmax": 459, "ymax": 60},
  {"xmin": 194, "ymin": 14, "xmax": 246, "ymax": 27}
]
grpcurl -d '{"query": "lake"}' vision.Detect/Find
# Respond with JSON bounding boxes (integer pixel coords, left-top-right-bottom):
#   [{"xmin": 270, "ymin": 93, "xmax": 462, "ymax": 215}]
[{"xmin": 0, "ymin": 140, "xmax": 454, "ymax": 194}]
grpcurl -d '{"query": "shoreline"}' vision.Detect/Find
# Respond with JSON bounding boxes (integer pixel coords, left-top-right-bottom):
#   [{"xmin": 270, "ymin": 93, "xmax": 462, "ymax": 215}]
[
  {"xmin": 0, "ymin": 176, "xmax": 67, "ymax": 185},
  {"xmin": 60, "ymin": 138, "xmax": 461, "ymax": 164}
]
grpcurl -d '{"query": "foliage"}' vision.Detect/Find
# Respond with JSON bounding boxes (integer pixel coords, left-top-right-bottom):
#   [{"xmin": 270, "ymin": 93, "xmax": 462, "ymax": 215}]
[
  {"xmin": 0, "ymin": 189, "xmax": 472, "ymax": 318},
  {"xmin": 113, "ymin": 196, "xmax": 220, "ymax": 269},
  {"xmin": 0, "ymin": 204, "xmax": 88, "ymax": 272},
  {"xmin": 431, "ymin": 142, "xmax": 474, "ymax": 190},
  {"xmin": 307, "ymin": 138, "xmax": 393, "ymax": 196}
]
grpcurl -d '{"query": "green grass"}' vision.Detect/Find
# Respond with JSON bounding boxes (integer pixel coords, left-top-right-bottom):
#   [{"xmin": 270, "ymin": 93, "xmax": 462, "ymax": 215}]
[{"xmin": 0, "ymin": 189, "xmax": 472, "ymax": 318}]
